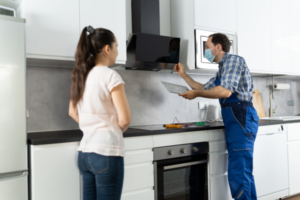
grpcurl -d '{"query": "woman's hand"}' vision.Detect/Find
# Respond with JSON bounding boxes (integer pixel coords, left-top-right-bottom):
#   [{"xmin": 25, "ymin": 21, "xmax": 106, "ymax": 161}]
[{"xmin": 174, "ymin": 63, "xmax": 187, "ymax": 78}]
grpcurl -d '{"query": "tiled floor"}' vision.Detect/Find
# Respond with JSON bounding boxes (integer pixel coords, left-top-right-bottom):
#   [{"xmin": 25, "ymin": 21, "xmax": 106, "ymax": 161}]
[{"xmin": 286, "ymin": 194, "xmax": 300, "ymax": 200}]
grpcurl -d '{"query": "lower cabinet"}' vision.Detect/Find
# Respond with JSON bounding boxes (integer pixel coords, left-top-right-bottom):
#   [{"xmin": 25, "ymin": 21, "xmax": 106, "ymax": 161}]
[
  {"xmin": 209, "ymin": 175, "xmax": 233, "ymax": 200},
  {"xmin": 253, "ymin": 131, "xmax": 289, "ymax": 199},
  {"xmin": 121, "ymin": 136, "xmax": 155, "ymax": 200},
  {"xmin": 30, "ymin": 142, "xmax": 81, "ymax": 200},
  {"xmin": 121, "ymin": 188, "xmax": 155, "ymax": 200},
  {"xmin": 288, "ymin": 140, "xmax": 300, "ymax": 196}
]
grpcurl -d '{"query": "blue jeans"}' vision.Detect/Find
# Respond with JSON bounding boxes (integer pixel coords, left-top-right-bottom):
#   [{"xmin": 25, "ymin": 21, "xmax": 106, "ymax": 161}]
[{"xmin": 78, "ymin": 151, "xmax": 124, "ymax": 200}]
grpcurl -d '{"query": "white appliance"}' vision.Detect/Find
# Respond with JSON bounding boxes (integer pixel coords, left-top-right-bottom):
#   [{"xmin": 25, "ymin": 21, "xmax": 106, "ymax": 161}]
[
  {"xmin": 194, "ymin": 29, "xmax": 237, "ymax": 70},
  {"xmin": 0, "ymin": 15, "xmax": 28, "ymax": 200}
]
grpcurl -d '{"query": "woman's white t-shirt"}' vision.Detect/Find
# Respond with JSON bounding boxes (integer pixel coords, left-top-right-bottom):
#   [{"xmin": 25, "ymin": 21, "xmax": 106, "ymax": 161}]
[{"xmin": 77, "ymin": 66, "xmax": 125, "ymax": 157}]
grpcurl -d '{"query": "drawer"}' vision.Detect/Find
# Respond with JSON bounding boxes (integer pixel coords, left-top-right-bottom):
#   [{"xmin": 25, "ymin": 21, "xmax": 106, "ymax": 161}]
[
  {"xmin": 210, "ymin": 175, "xmax": 233, "ymax": 200},
  {"xmin": 208, "ymin": 129, "xmax": 225, "ymax": 141},
  {"xmin": 153, "ymin": 131, "xmax": 208, "ymax": 147},
  {"xmin": 123, "ymin": 163, "xmax": 154, "ymax": 192},
  {"xmin": 209, "ymin": 152, "xmax": 228, "ymax": 175},
  {"xmin": 209, "ymin": 141, "xmax": 227, "ymax": 152},
  {"xmin": 287, "ymin": 123, "xmax": 300, "ymax": 142},
  {"xmin": 124, "ymin": 149, "xmax": 153, "ymax": 165},
  {"xmin": 121, "ymin": 188, "xmax": 154, "ymax": 200},
  {"xmin": 124, "ymin": 136, "xmax": 153, "ymax": 151}
]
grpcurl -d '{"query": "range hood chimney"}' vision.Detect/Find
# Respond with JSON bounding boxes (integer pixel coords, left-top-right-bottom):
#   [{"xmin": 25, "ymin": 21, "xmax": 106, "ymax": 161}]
[
  {"xmin": 132, "ymin": 0, "xmax": 160, "ymax": 35},
  {"xmin": 125, "ymin": 0, "xmax": 180, "ymax": 71}
]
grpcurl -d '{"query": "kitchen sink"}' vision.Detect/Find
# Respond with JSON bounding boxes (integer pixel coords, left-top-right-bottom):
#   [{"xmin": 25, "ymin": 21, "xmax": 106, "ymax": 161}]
[{"xmin": 260, "ymin": 116, "xmax": 300, "ymax": 121}]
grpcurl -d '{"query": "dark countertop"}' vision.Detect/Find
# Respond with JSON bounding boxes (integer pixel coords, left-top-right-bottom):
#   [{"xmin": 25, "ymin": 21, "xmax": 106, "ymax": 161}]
[{"xmin": 27, "ymin": 119, "xmax": 300, "ymax": 145}]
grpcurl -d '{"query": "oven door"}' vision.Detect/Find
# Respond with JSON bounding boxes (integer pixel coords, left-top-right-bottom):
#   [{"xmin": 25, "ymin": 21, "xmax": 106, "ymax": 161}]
[{"xmin": 154, "ymin": 155, "xmax": 208, "ymax": 200}]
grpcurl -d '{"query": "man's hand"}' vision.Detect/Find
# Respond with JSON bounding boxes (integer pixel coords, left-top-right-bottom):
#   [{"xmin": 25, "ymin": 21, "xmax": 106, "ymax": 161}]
[
  {"xmin": 174, "ymin": 63, "xmax": 187, "ymax": 78},
  {"xmin": 179, "ymin": 90, "xmax": 199, "ymax": 100}
]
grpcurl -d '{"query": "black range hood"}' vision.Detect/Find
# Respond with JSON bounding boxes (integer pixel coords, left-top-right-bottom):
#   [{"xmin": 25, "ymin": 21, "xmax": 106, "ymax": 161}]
[{"xmin": 125, "ymin": 0, "xmax": 180, "ymax": 71}]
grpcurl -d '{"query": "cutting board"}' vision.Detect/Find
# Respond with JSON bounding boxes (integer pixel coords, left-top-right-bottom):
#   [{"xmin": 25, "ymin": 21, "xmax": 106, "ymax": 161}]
[{"xmin": 252, "ymin": 90, "xmax": 266, "ymax": 118}]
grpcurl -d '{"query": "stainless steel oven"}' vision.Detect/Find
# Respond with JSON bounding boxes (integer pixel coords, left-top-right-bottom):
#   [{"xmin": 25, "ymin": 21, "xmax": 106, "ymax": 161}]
[
  {"xmin": 195, "ymin": 29, "xmax": 237, "ymax": 70},
  {"xmin": 154, "ymin": 142, "xmax": 209, "ymax": 200}
]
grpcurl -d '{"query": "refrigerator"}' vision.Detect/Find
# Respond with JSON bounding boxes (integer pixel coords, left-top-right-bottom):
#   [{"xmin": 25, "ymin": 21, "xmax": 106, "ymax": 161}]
[{"xmin": 0, "ymin": 15, "xmax": 28, "ymax": 200}]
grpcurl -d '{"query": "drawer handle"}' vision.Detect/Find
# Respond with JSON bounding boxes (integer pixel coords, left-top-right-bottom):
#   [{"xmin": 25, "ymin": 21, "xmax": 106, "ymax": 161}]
[{"xmin": 164, "ymin": 160, "xmax": 207, "ymax": 170}]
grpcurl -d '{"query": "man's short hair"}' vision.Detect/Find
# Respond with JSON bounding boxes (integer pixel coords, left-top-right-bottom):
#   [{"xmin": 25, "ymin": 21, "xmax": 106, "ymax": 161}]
[{"xmin": 208, "ymin": 33, "xmax": 231, "ymax": 53}]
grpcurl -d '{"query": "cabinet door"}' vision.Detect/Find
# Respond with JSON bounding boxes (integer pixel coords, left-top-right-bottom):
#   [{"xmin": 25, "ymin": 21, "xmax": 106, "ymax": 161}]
[
  {"xmin": 237, "ymin": 0, "xmax": 272, "ymax": 72},
  {"xmin": 121, "ymin": 188, "xmax": 154, "ymax": 200},
  {"xmin": 253, "ymin": 133, "xmax": 289, "ymax": 197},
  {"xmin": 291, "ymin": 0, "xmax": 300, "ymax": 74},
  {"xmin": 271, "ymin": 0, "xmax": 292, "ymax": 73},
  {"xmin": 80, "ymin": 0, "xmax": 127, "ymax": 64},
  {"xmin": 288, "ymin": 141, "xmax": 300, "ymax": 196},
  {"xmin": 210, "ymin": 175, "xmax": 233, "ymax": 200},
  {"xmin": 194, "ymin": 0, "xmax": 237, "ymax": 33},
  {"xmin": 30, "ymin": 142, "xmax": 80, "ymax": 200},
  {"xmin": 25, "ymin": 0, "xmax": 80, "ymax": 60}
]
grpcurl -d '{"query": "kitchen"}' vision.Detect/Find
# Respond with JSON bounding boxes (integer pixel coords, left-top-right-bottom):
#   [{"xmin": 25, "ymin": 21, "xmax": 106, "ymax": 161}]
[{"xmin": 1, "ymin": 0, "xmax": 300, "ymax": 200}]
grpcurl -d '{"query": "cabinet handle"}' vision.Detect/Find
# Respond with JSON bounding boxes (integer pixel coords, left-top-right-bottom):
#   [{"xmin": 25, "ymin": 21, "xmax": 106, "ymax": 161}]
[{"xmin": 266, "ymin": 133, "xmax": 275, "ymax": 135}]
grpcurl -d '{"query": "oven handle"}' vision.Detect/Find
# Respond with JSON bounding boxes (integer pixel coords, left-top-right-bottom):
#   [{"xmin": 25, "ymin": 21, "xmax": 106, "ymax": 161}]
[{"xmin": 163, "ymin": 160, "xmax": 208, "ymax": 170}]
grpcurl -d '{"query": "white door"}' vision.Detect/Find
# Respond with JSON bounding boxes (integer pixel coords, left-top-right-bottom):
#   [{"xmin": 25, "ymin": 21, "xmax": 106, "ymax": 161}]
[
  {"xmin": 194, "ymin": 0, "xmax": 237, "ymax": 33},
  {"xmin": 270, "ymin": 0, "xmax": 292, "ymax": 73},
  {"xmin": 290, "ymin": 0, "xmax": 300, "ymax": 74},
  {"xmin": 237, "ymin": 0, "xmax": 272, "ymax": 72},
  {"xmin": 25, "ymin": 0, "xmax": 80, "ymax": 60},
  {"xmin": 253, "ymin": 132, "xmax": 289, "ymax": 197},
  {"xmin": 30, "ymin": 142, "xmax": 80, "ymax": 200},
  {"xmin": 0, "ymin": 16, "xmax": 27, "ymax": 174},
  {"xmin": 79, "ymin": 0, "xmax": 127, "ymax": 64},
  {"xmin": 288, "ymin": 141, "xmax": 300, "ymax": 196},
  {"xmin": 0, "ymin": 172, "xmax": 28, "ymax": 200}
]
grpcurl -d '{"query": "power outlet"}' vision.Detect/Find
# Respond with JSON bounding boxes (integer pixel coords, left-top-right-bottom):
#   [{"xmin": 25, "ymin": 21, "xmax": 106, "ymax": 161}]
[
  {"xmin": 287, "ymin": 100, "xmax": 294, "ymax": 106},
  {"xmin": 198, "ymin": 102, "xmax": 209, "ymax": 110}
]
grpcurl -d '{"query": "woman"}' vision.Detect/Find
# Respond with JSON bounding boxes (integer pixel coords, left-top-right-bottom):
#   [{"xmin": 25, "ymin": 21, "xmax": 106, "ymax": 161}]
[{"xmin": 69, "ymin": 26, "xmax": 131, "ymax": 200}]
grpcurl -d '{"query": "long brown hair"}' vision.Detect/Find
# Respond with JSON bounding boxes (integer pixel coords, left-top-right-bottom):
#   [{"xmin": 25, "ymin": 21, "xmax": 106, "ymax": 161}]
[{"xmin": 70, "ymin": 26, "xmax": 115, "ymax": 107}]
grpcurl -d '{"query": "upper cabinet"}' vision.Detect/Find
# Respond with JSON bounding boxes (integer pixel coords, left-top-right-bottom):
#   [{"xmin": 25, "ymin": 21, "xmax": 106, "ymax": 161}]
[
  {"xmin": 171, "ymin": 0, "xmax": 237, "ymax": 70},
  {"xmin": 194, "ymin": 0, "xmax": 236, "ymax": 33},
  {"xmin": 237, "ymin": 0, "xmax": 272, "ymax": 73},
  {"xmin": 79, "ymin": 0, "xmax": 127, "ymax": 64},
  {"xmin": 290, "ymin": 0, "xmax": 300, "ymax": 74},
  {"xmin": 20, "ymin": 0, "xmax": 80, "ymax": 61},
  {"xmin": 270, "ymin": 0, "xmax": 292, "ymax": 74},
  {"xmin": 18, "ymin": 0, "xmax": 126, "ymax": 66}
]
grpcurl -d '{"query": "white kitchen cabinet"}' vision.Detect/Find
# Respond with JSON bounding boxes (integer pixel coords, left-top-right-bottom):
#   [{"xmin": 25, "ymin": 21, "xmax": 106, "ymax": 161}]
[
  {"xmin": 253, "ymin": 131, "xmax": 289, "ymax": 198},
  {"xmin": 210, "ymin": 175, "xmax": 233, "ymax": 200},
  {"xmin": 20, "ymin": 0, "xmax": 80, "ymax": 61},
  {"xmin": 288, "ymin": 141, "xmax": 300, "ymax": 196},
  {"xmin": 122, "ymin": 137, "xmax": 154, "ymax": 199},
  {"xmin": 30, "ymin": 142, "xmax": 80, "ymax": 200},
  {"xmin": 291, "ymin": 0, "xmax": 300, "ymax": 74},
  {"xmin": 237, "ymin": 0, "xmax": 272, "ymax": 73},
  {"xmin": 123, "ymin": 162, "xmax": 154, "ymax": 193},
  {"xmin": 80, "ymin": 0, "xmax": 127, "ymax": 64},
  {"xmin": 171, "ymin": 0, "xmax": 236, "ymax": 70},
  {"xmin": 194, "ymin": 0, "xmax": 237, "ymax": 33},
  {"xmin": 287, "ymin": 123, "xmax": 300, "ymax": 141},
  {"xmin": 121, "ymin": 188, "xmax": 155, "ymax": 200},
  {"xmin": 209, "ymin": 152, "xmax": 228, "ymax": 175},
  {"xmin": 270, "ymin": 0, "xmax": 292, "ymax": 74}
]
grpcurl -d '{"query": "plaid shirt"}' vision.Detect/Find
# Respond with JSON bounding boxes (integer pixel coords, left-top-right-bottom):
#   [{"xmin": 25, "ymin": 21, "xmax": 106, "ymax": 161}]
[{"xmin": 204, "ymin": 53, "xmax": 253, "ymax": 101}]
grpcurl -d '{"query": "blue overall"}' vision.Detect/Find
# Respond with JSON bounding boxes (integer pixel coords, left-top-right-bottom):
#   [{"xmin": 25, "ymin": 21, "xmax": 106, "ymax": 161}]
[{"xmin": 215, "ymin": 74, "xmax": 260, "ymax": 200}]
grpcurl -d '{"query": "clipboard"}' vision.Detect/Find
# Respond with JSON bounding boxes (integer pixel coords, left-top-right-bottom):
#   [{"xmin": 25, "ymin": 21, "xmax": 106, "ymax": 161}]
[{"xmin": 161, "ymin": 81, "xmax": 189, "ymax": 94}]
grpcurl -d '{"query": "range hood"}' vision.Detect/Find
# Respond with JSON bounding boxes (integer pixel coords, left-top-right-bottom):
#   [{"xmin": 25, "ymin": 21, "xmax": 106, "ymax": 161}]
[{"xmin": 125, "ymin": 0, "xmax": 180, "ymax": 71}]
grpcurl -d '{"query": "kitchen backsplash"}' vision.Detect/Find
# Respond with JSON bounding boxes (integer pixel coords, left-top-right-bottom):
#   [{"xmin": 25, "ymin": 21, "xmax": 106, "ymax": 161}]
[{"xmin": 26, "ymin": 66, "xmax": 300, "ymax": 132}]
